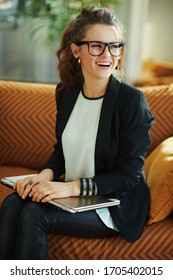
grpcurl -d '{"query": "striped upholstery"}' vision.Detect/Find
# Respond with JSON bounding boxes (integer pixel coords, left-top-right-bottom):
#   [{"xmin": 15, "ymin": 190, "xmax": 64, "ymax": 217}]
[
  {"xmin": 0, "ymin": 81, "xmax": 173, "ymax": 260},
  {"xmin": 141, "ymin": 84, "xmax": 173, "ymax": 153},
  {"xmin": 0, "ymin": 81, "xmax": 56, "ymax": 169},
  {"xmin": 48, "ymin": 214, "xmax": 173, "ymax": 260}
]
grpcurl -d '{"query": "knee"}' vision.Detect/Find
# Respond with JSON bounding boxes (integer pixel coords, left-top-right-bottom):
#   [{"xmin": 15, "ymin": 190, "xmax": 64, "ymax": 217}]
[
  {"xmin": 18, "ymin": 202, "xmax": 49, "ymax": 232},
  {"xmin": 1, "ymin": 193, "xmax": 21, "ymax": 212},
  {"xmin": 19, "ymin": 202, "xmax": 41, "ymax": 223}
]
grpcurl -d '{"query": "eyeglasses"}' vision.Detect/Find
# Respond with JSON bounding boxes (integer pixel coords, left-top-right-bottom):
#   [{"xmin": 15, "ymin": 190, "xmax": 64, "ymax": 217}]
[{"xmin": 76, "ymin": 41, "xmax": 125, "ymax": 57}]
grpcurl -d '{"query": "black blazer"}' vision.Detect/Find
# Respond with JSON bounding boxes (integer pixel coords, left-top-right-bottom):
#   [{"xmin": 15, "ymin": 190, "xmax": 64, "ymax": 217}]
[{"xmin": 44, "ymin": 75, "xmax": 154, "ymax": 242}]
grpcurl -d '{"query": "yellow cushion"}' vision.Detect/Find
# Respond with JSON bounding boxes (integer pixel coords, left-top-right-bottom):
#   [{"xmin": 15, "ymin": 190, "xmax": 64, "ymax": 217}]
[{"xmin": 144, "ymin": 137, "xmax": 173, "ymax": 224}]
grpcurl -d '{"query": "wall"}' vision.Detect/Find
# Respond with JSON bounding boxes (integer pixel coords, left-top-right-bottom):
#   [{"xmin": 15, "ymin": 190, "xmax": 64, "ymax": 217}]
[
  {"xmin": 118, "ymin": 0, "xmax": 173, "ymax": 81},
  {"xmin": 142, "ymin": 0, "xmax": 173, "ymax": 61}
]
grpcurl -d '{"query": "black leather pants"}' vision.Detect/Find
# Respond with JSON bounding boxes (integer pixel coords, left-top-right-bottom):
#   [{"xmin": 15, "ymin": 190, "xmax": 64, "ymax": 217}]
[{"xmin": 0, "ymin": 192, "xmax": 117, "ymax": 260}]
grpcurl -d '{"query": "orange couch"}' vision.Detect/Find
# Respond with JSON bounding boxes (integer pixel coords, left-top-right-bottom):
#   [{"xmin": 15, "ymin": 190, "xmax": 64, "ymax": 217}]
[{"xmin": 0, "ymin": 80, "xmax": 173, "ymax": 259}]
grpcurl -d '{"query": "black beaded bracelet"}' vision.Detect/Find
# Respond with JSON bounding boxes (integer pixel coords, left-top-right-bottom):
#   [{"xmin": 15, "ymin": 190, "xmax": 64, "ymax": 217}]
[{"xmin": 80, "ymin": 178, "xmax": 96, "ymax": 196}]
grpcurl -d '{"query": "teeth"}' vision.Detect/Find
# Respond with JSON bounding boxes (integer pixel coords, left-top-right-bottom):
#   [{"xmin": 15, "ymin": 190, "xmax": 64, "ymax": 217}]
[{"xmin": 97, "ymin": 62, "xmax": 111, "ymax": 66}]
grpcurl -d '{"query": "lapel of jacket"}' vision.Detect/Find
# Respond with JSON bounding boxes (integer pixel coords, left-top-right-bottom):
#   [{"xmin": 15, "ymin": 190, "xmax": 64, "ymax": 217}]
[
  {"xmin": 58, "ymin": 84, "xmax": 81, "ymax": 135},
  {"xmin": 95, "ymin": 76, "xmax": 121, "ymax": 174}
]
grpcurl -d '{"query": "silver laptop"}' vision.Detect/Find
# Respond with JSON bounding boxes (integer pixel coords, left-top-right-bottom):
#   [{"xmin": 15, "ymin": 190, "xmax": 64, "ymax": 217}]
[
  {"xmin": 1, "ymin": 175, "xmax": 120, "ymax": 213},
  {"xmin": 1, "ymin": 174, "xmax": 37, "ymax": 188},
  {"xmin": 49, "ymin": 196, "xmax": 120, "ymax": 213}
]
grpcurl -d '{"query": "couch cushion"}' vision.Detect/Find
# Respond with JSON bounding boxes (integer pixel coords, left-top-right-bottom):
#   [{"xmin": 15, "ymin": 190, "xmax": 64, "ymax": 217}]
[
  {"xmin": 144, "ymin": 137, "xmax": 173, "ymax": 224},
  {"xmin": 0, "ymin": 81, "xmax": 56, "ymax": 169},
  {"xmin": 141, "ymin": 84, "xmax": 173, "ymax": 154},
  {"xmin": 48, "ymin": 213, "xmax": 173, "ymax": 259}
]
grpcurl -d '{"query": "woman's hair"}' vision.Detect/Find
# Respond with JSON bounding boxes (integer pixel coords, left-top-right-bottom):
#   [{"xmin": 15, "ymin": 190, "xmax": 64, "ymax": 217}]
[{"xmin": 57, "ymin": 7, "xmax": 125, "ymax": 90}]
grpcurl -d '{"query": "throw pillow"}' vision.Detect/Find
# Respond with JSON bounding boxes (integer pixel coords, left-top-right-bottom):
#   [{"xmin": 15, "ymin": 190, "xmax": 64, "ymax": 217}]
[{"xmin": 144, "ymin": 136, "xmax": 173, "ymax": 224}]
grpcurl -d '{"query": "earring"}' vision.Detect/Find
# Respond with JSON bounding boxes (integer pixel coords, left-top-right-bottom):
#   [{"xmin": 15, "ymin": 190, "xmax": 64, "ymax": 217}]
[
  {"xmin": 78, "ymin": 58, "xmax": 81, "ymax": 64},
  {"xmin": 115, "ymin": 59, "xmax": 121, "ymax": 70}
]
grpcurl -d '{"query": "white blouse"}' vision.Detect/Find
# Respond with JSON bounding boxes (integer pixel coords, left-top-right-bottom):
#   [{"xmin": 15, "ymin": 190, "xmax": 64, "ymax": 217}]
[{"xmin": 62, "ymin": 91, "xmax": 118, "ymax": 231}]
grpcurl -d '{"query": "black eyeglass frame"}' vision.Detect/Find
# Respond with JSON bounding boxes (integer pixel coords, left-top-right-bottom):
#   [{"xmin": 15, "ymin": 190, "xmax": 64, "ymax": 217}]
[{"xmin": 76, "ymin": 41, "xmax": 125, "ymax": 57}]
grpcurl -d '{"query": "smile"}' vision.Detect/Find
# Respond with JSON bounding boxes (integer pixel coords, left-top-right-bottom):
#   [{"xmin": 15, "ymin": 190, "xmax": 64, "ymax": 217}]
[{"xmin": 96, "ymin": 62, "xmax": 111, "ymax": 68}]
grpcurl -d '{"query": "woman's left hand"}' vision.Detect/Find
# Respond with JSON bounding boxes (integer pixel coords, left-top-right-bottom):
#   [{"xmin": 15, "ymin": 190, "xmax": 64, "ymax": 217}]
[{"xmin": 29, "ymin": 180, "xmax": 80, "ymax": 203}]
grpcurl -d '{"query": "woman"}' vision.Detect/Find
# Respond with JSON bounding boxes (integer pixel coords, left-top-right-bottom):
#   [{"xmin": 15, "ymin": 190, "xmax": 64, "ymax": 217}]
[{"xmin": 0, "ymin": 7, "xmax": 154, "ymax": 259}]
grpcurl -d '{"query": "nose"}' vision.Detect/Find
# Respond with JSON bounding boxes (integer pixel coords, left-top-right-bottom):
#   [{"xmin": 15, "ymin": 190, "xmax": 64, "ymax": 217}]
[{"xmin": 102, "ymin": 45, "xmax": 112, "ymax": 56}]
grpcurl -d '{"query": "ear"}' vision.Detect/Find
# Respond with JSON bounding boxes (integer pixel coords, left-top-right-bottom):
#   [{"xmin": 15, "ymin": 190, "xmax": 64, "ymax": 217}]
[{"xmin": 71, "ymin": 43, "xmax": 80, "ymax": 59}]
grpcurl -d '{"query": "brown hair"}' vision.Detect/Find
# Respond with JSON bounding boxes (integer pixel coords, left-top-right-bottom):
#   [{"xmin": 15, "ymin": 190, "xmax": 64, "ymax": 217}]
[{"xmin": 57, "ymin": 7, "xmax": 125, "ymax": 90}]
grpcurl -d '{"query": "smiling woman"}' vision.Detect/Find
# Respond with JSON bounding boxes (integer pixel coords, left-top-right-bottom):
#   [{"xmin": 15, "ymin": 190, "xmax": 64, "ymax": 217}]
[
  {"xmin": 0, "ymin": 7, "xmax": 154, "ymax": 260},
  {"xmin": 58, "ymin": 9, "xmax": 126, "ymax": 94},
  {"xmin": 70, "ymin": 23, "xmax": 124, "ymax": 96}
]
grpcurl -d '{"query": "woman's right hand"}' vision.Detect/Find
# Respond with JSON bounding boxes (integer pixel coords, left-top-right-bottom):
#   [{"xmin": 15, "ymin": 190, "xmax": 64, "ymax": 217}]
[
  {"xmin": 13, "ymin": 169, "xmax": 54, "ymax": 199},
  {"xmin": 13, "ymin": 175, "xmax": 43, "ymax": 199}
]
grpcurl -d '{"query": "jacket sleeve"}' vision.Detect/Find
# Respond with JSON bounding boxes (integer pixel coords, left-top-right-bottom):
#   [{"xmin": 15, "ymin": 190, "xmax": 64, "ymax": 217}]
[
  {"xmin": 94, "ymin": 86, "xmax": 154, "ymax": 196},
  {"xmin": 42, "ymin": 85, "xmax": 65, "ymax": 179}
]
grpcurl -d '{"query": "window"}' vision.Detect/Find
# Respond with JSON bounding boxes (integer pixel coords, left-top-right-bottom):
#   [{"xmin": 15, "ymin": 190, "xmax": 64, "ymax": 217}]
[{"xmin": 0, "ymin": 0, "xmax": 19, "ymax": 29}]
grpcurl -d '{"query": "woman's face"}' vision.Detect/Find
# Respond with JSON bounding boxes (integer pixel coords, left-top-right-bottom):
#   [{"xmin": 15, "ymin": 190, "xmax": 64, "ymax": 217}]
[{"xmin": 71, "ymin": 24, "xmax": 123, "ymax": 83}]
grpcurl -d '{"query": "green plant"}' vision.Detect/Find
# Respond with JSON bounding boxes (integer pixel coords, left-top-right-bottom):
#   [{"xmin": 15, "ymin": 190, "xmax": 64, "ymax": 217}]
[{"xmin": 22, "ymin": 0, "xmax": 120, "ymax": 47}]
